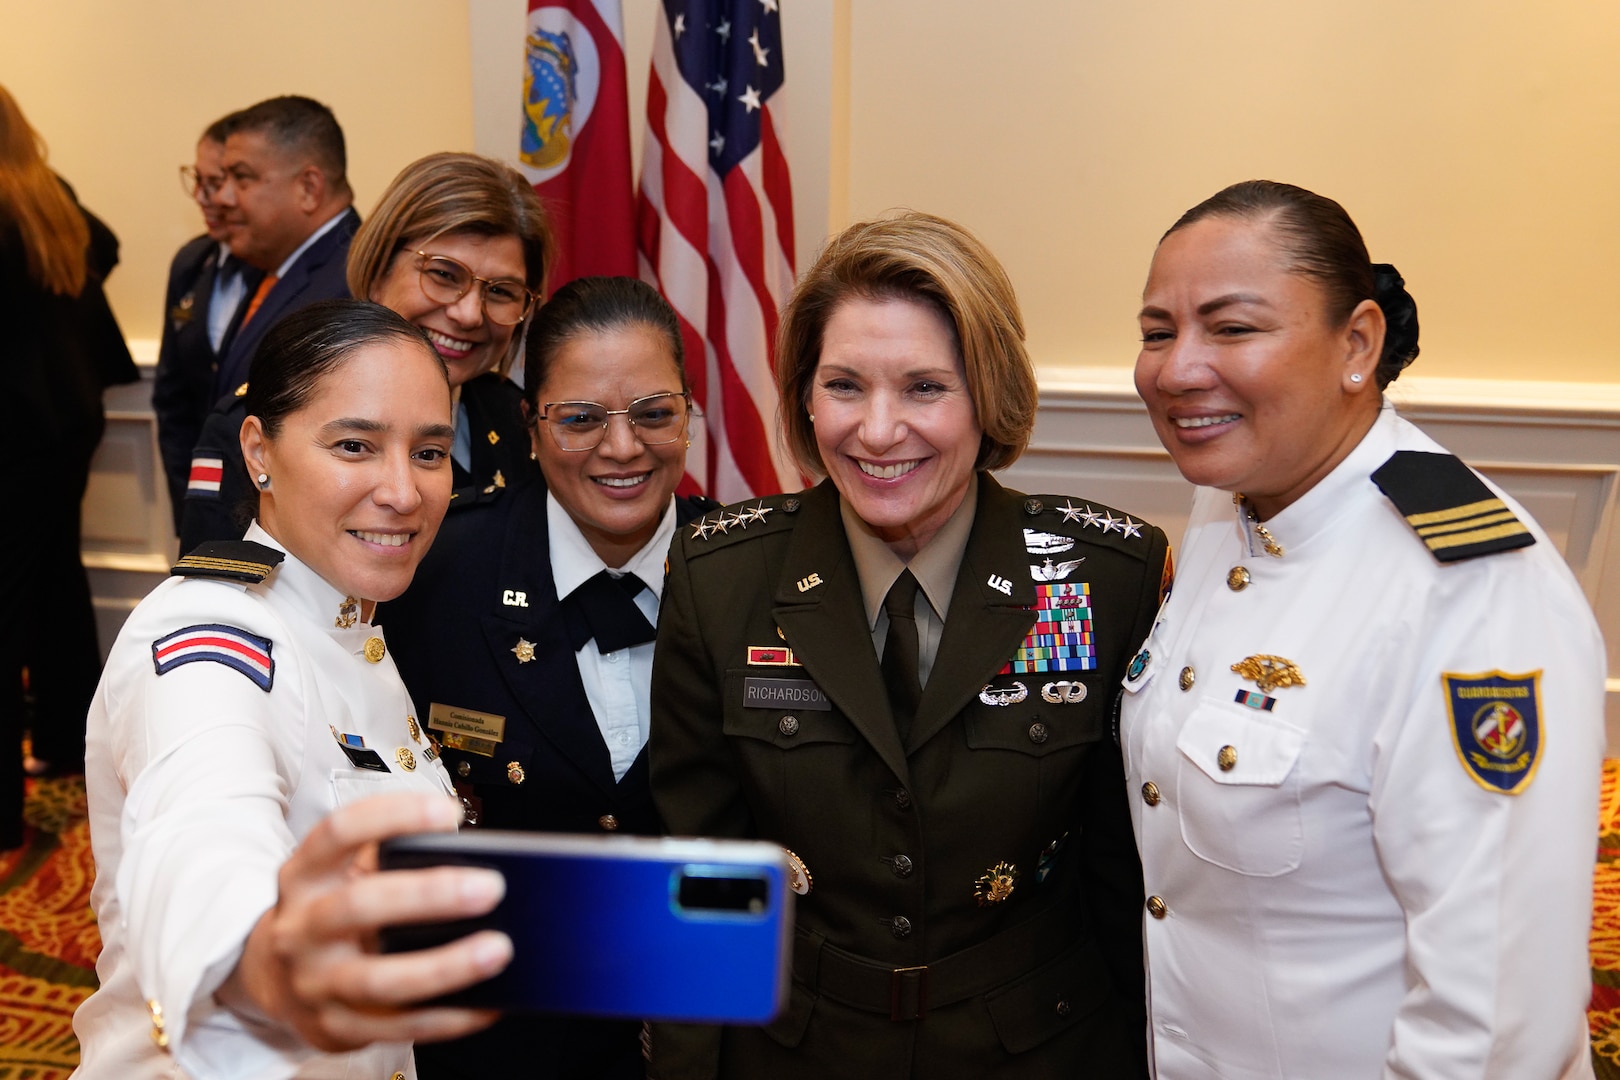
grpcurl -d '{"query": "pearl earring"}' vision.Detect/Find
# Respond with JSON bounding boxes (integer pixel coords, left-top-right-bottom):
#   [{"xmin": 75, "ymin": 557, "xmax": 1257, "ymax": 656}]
[
  {"xmin": 1349, "ymin": 373, "xmax": 1364, "ymax": 384},
  {"xmin": 256, "ymin": 472, "xmax": 270, "ymax": 488},
  {"xmin": 808, "ymin": 414, "xmax": 816, "ymax": 423}
]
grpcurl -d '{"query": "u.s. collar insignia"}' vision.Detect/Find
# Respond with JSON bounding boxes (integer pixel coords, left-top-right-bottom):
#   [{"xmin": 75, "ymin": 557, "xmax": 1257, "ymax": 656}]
[
  {"xmin": 973, "ymin": 861, "xmax": 1018, "ymax": 907},
  {"xmin": 979, "ymin": 682, "xmax": 1028, "ymax": 706},
  {"xmin": 1443, "ymin": 670, "xmax": 1542, "ymax": 794},
  {"xmin": 1230, "ymin": 654, "xmax": 1305, "ymax": 694}
]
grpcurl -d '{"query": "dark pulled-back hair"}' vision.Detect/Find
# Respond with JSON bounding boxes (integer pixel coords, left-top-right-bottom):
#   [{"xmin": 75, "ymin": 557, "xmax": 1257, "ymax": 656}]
[
  {"xmin": 522, "ymin": 276, "xmax": 686, "ymax": 411},
  {"xmin": 1166, "ymin": 180, "xmax": 1420, "ymax": 388},
  {"xmin": 223, "ymin": 95, "xmax": 349, "ymax": 198},
  {"xmin": 244, "ymin": 298, "xmax": 445, "ymax": 438}
]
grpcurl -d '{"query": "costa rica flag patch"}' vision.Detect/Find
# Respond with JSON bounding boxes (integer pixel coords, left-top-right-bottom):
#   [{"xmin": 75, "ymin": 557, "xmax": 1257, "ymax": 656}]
[
  {"xmin": 1442, "ymin": 669, "xmax": 1542, "ymax": 794},
  {"xmin": 152, "ymin": 623, "xmax": 275, "ymax": 691}
]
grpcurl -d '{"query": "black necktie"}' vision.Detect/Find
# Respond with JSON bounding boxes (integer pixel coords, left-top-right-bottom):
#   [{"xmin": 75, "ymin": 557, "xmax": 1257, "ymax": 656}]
[
  {"xmin": 561, "ymin": 571, "xmax": 656, "ymax": 653},
  {"xmin": 881, "ymin": 570, "xmax": 923, "ymax": 738}
]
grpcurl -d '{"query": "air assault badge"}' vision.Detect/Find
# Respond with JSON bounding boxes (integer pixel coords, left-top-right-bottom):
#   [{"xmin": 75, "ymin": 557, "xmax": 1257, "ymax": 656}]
[{"xmin": 1444, "ymin": 670, "xmax": 1542, "ymax": 794}]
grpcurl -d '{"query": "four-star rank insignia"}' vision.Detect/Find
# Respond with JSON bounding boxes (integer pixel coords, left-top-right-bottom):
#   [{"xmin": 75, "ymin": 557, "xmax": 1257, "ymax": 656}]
[{"xmin": 1443, "ymin": 670, "xmax": 1543, "ymax": 794}]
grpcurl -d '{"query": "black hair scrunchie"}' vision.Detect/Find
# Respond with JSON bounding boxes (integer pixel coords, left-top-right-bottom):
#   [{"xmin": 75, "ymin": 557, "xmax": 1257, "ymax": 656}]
[{"xmin": 1372, "ymin": 262, "xmax": 1420, "ymax": 385}]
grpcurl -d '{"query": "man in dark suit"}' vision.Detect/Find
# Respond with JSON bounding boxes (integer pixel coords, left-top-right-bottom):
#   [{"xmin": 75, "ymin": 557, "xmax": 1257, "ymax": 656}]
[
  {"xmin": 179, "ymin": 96, "xmax": 358, "ymax": 549},
  {"xmin": 152, "ymin": 117, "xmax": 264, "ymax": 531}
]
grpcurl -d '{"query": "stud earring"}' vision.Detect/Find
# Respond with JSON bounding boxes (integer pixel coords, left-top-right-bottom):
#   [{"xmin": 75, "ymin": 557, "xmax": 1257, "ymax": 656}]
[
  {"xmin": 1349, "ymin": 373, "xmax": 1364, "ymax": 384},
  {"xmin": 256, "ymin": 472, "xmax": 270, "ymax": 488},
  {"xmin": 808, "ymin": 414, "xmax": 816, "ymax": 423},
  {"xmin": 529, "ymin": 450, "xmax": 537, "ymax": 460}
]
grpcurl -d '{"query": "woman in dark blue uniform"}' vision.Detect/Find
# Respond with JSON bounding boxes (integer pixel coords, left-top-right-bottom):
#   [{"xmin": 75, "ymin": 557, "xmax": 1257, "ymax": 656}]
[{"xmin": 381, "ymin": 276, "xmax": 715, "ymax": 1080}]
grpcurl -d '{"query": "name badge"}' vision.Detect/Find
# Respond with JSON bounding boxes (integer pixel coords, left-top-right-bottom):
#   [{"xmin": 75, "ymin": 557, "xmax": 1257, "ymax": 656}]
[
  {"xmin": 743, "ymin": 677, "xmax": 831, "ymax": 711},
  {"xmin": 429, "ymin": 703, "xmax": 507, "ymax": 758}
]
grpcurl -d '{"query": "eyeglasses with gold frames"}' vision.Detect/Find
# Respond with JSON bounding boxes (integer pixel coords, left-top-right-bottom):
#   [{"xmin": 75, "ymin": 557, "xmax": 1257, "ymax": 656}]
[
  {"xmin": 179, "ymin": 164, "xmax": 226, "ymax": 203},
  {"xmin": 538, "ymin": 393, "xmax": 694, "ymax": 452},
  {"xmin": 414, "ymin": 251, "xmax": 537, "ymax": 327}
]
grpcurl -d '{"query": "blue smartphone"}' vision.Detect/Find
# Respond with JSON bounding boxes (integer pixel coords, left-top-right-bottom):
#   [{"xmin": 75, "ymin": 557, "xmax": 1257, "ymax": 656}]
[{"xmin": 378, "ymin": 832, "xmax": 793, "ymax": 1023}]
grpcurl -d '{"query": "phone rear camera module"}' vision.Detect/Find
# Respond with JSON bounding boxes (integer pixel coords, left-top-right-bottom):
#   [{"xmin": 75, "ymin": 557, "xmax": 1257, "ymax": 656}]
[{"xmin": 677, "ymin": 871, "xmax": 769, "ymax": 915}]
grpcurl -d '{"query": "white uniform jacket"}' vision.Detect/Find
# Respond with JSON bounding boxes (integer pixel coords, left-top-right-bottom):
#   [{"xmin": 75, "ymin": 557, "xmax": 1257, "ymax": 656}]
[
  {"xmin": 74, "ymin": 523, "xmax": 455, "ymax": 1080},
  {"xmin": 1121, "ymin": 405, "xmax": 1604, "ymax": 1079}
]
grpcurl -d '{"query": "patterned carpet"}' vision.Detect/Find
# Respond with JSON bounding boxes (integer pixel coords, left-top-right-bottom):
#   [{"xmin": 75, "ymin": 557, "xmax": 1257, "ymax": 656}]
[{"xmin": 1, "ymin": 767, "xmax": 1618, "ymax": 1076}]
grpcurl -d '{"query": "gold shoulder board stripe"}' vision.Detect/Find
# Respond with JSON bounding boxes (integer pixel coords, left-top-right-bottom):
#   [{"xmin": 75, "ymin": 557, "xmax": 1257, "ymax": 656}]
[{"xmin": 1370, "ymin": 451, "xmax": 1536, "ymax": 564}]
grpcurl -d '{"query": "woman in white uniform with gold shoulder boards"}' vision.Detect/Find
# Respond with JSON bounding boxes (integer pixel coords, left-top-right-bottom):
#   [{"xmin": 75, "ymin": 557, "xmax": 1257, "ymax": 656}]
[
  {"xmin": 1122, "ymin": 179, "xmax": 1604, "ymax": 1078},
  {"xmin": 74, "ymin": 300, "xmax": 513, "ymax": 1079}
]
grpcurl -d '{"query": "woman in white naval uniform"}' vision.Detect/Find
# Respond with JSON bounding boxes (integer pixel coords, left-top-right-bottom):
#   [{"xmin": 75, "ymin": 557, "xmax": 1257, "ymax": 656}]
[
  {"xmin": 74, "ymin": 301, "xmax": 513, "ymax": 1079},
  {"xmin": 1122, "ymin": 180, "xmax": 1605, "ymax": 1079}
]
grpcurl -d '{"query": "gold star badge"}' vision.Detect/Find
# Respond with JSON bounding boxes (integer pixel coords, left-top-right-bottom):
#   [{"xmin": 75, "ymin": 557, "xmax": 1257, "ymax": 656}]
[{"xmin": 511, "ymin": 637, "xmax": 536, "ymax": 664}]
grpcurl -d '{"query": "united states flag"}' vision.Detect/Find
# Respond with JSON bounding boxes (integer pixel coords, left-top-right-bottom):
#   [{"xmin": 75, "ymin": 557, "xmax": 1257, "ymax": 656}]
[{"xmin": 637, "ymin": 0, "xmax": 798, "ymax": 501}]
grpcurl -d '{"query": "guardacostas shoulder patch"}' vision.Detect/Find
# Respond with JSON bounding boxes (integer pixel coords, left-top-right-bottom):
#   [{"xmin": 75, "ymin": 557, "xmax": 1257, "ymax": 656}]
[{"xmin": 1442, "ymin": 670, "xmax": 1543, "ymax": 794}]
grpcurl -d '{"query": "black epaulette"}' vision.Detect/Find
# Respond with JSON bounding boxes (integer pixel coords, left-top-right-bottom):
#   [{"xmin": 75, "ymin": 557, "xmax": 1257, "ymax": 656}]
[
  {"xmin": 1370, "ymin": 450, "xmax": 1535, "ymax": 563},
  {"xmin": 172, "ymin": 540, "xmax": 286, "ymax": 582},
  {"xmin": 682, "ymin": 493, "xmax": 803, "ymax": 556},
  {"xmin": 1020, "ymin": 495, "xmax": 1158, "ymax": 562}
]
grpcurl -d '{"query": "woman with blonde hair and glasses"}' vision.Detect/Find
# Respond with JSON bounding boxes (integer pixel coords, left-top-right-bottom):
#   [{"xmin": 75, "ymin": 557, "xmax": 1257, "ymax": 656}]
[
  {"xmin": 0, "ymin": 83, "xmax": 135, "ymax": 838},
  {"xmin": 381, "ymin": 275, "xmax": 716, "ymax": 1079}
]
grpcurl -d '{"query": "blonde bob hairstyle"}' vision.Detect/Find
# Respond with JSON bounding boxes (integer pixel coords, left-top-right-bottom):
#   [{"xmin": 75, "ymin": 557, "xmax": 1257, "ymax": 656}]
[
  {"xmin": 346, "ymin": 152, "xmax": 555, "ymax": 374},
  {"xmin": 776, "ymin": 210, "xmax": 1035, "ymax": 476}
]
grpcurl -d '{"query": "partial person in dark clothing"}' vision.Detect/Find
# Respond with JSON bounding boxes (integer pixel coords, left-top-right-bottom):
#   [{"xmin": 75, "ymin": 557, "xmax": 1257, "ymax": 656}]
[
  {"xmin": 152, "ymin": 116, "xmax": 263, "ymax": 531},
  {"xmin": 179, "ymin": 95, "xmax": 357, "ymax": 551},
  {"xmin": 0, "ymin": 83, "xmax": 137, "ymax": 842},
  {"xmin": 382, "ymin": 277, "xmax": 716, "ymax": 1080}
]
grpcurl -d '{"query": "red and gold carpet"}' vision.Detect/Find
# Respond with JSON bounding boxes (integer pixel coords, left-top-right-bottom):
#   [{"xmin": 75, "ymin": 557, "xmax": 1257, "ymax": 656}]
[{"xmin": 3, "ymin": 767, "xmax": 1620, "ymax": 1077}]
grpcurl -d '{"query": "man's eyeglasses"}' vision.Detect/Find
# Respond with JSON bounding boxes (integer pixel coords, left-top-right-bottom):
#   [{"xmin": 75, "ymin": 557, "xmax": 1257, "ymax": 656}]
[
  {"xmin": 415, "ymin": 251, "xmax": 536, "ymax": 326},
  {"xmin": 538, "ymin": 393, "xmax": 694, "ymax": 452},
  {"xmin": 179, "ymin": 165, "xmax": 225, "ymax": 202}
]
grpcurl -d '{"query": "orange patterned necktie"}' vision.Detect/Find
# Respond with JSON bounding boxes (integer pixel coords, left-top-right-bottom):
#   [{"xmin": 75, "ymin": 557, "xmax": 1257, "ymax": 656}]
[{"xmin": 239, "ymin": 274, "xmax": 278, "ymax": 329}]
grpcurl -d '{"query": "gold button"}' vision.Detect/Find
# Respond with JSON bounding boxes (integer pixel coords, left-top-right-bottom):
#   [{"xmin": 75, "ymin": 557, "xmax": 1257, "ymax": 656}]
[
  {"xmin": 1141, "ymin": 781, "xmax": 1161, "ymax": 806},
  {"xmin": 1217, "ymin": 745, "xmax": 1238, "ymax": 771},
  {"xmin": 394, "ymin": 1073, "xmax": 407, "ymax": 1080},
  {"xmin": 1146, "ymin": 895, "xmax": 1167, "ymax": 919},
  {"xmin": 598, "ymin": 814, "xmax": 619, "ymax": 831},
  {"xmin": 1227, "ymin": 566, "xmax": 1251, "ymax": 591},
  {"xmin": 507, "ymin": 761, "xmax": 526, "ymax": 785},
  {"xmin": 1178, "ymin": 666, "xmax": 1195, "ymax": 691},
  {"xmin": 364, "ymin": 637, "xmax": 387, "ymax": 663}
]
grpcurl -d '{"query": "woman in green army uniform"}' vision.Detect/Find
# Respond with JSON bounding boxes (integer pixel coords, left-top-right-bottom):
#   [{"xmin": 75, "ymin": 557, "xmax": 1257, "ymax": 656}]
[{"xmin": 648, "ymin": 211, "xmax": 1168, "ymax": 1079}]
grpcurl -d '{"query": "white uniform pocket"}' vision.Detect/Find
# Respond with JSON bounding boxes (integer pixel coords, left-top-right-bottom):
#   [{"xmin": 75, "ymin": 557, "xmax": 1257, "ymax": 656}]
[
  {"xmin": 330, "ymin": 770, "xmax": 391, "ymax": 808},
  {"xmin": 1175, "ymin": 703, "xmax": 1306, "ymax": 877}
]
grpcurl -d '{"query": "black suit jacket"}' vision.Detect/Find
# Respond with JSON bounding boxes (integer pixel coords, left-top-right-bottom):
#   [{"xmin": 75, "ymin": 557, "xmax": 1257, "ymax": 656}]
[
  {"xmin": 213, "ymin": 206, "xmax": 359, "ymax": 398},
  {"xmin": 379, "ymin": 476, "xmax": 713, "ymax": 1080},
  {"xmin": 648, "ymin": 475, "xmax": 1167, "ymax": 1079},
  {"xmin": 151, "ymin": 236, "xmax": 264, "ymax": 528}
]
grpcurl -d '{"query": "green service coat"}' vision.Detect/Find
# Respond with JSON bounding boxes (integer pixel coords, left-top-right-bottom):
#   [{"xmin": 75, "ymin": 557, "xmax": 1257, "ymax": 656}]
[{"xmin": 649, "ymin": 474, "xmax": 1169, "ymax": 1079}]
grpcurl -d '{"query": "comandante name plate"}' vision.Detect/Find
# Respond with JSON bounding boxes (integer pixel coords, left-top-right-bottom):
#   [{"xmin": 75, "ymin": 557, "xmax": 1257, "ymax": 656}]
[
  {"xmin": 743, "ymin": 677, "xmax": 832, "ymax": 711},
  {"xmin": 428, "ymin": 702, "xmax": 507, "ymax": 742}
]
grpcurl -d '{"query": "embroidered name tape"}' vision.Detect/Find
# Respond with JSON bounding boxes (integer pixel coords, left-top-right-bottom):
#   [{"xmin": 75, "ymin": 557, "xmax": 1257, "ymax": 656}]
[
  {"xmin": 152, "ymin": 623, "xmax": 274, "ymax": 691},
  {"xmin": 1443, "ymin": 669, "xmax": 1543, "ymax": 794},
  {"xmin": 743, "ymin": 677, "xmax": 831, "ymax": 711}
]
